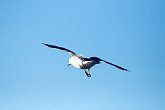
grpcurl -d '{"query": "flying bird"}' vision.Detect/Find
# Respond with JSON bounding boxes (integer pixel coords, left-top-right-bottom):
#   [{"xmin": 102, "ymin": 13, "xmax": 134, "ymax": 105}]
[{"xmin": 42, "ymin": 43, "xmax": 130, "ymax": 77}]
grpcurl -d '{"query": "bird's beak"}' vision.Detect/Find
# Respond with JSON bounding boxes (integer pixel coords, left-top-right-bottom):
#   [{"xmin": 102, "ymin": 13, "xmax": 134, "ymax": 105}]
[{"xmin": 68, "ymin": 64, "xmax": 71, "ymax": 66}]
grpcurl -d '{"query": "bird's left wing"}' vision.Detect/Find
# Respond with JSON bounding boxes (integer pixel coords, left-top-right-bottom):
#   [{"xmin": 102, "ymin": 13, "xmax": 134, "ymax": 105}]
[
  {"xmin": 103, "ymin": 60, "xmax": 130, "ymax": 71},
  {"xmin": 89, "ymin": 57, "xmax": 130, "ymax": 71},
  {"xmin": 42, "ymin": 43, "xmax": 79, "ymax": 57}
]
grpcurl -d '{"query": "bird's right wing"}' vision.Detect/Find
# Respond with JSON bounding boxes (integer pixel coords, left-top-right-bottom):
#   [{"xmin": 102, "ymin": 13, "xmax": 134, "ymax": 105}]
[{"xmin": 42, "ymin": 43, "xmax": 78, "ymax": 57}]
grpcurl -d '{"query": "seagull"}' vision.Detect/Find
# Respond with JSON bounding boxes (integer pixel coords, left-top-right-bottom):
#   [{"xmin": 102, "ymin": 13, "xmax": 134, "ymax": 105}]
[{"xmin": 42, "ymin": 43, "xmax": 130, "ymax": 77}]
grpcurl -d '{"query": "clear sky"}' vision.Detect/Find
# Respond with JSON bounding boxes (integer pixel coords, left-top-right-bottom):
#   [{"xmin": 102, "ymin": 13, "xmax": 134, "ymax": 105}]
[{"xmin": 0, "ymin": 0, "xmax": 165, "ymax": 110}]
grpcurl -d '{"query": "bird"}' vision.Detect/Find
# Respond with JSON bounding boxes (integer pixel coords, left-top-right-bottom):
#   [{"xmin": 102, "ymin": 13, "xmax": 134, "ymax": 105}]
[{"xmin": 42, "ymin": 43, "xmax": 130, "ymax": 77}]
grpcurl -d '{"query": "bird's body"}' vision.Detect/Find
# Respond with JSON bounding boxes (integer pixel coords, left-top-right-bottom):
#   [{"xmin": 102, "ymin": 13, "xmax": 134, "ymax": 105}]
[
  {"xmin": 69, "ymin": 56, "xmax": 84, "ymax": 69},
  {"xmin": 42, "ymin": 43, "xmax": 130, "ymax": 77},
  {"xmin": 82, "ymin": 60, "xmax": 99, "ymax": 69},
  {"xmin": 69, "ymin": 56, "xmax": 100, "ymax": 69}
]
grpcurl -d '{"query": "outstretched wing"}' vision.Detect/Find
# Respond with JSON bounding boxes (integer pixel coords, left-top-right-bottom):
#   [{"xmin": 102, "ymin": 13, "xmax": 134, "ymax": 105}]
[
  {"xmin": 89, "ymin": 57, "xmax": 130, "ymax": 71},
  {"xmin": 42, "ymin": 43, "xmax": 78, "ymax": 56},
  {"xmin": 103, "ymin": 60, "xmax": 130, "ymax": 71}
]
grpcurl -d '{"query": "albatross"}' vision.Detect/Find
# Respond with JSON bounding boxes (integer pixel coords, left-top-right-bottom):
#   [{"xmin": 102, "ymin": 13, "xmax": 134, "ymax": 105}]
[{"xmin": 42, "ymin": 43, "xmax": 130, "ymax": 77}]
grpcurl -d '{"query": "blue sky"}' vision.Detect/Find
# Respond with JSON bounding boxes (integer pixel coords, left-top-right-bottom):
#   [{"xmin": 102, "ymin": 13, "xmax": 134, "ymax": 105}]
[{"xmin": 0, "ymin": 0, "xmax": 165, "ymax": 110}]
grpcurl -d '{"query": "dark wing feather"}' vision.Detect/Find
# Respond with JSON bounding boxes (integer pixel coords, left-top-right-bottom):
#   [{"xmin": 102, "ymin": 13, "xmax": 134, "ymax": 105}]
[
  {"xmin": 42, "ymin": 43, "xmax": 77, "ymax": 56},
  {"xmin": 103, "ymin": 60, "xmax": 130, "ymax": 71},
  {"xmin": 86, "ymin": 56, "xmax": 130, "ymax": 71}
]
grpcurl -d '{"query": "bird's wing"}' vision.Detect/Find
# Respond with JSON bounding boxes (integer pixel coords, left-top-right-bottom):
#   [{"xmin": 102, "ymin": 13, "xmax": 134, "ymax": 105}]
[
  {"xmin": 42, "ymin": 43, "xmax": 79, "ymax": 57},
  {"xmin": 103, "ymin": 60, "xmax": 130, "ymax": 71},
  {"xmin": 88, "ymin": 56, "xmax": 129, "ymax": 71}
]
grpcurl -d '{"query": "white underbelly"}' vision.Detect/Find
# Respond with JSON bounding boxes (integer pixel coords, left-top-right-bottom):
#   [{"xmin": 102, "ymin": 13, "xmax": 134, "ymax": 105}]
[
  {"xmin": 70, "ymin": 57, "xmax": 84, "ymax": 69},
  {"xmin": 69, "ymin": 57, "xmax": 97, "ymax": 69}
]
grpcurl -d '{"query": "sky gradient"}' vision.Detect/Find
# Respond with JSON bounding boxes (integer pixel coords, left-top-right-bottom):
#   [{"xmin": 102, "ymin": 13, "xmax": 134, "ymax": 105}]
[{"xmin": 0, "ymin": 0, "xmax": 165, "ymax": 110}]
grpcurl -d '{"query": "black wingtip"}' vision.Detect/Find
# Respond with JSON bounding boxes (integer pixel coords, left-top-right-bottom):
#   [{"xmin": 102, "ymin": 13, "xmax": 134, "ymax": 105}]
[
  {"xmin": 103, "ymin": 60, "xmax": 130, "ymax": 72},
  {"xmin": 117, "ymin": 66, "xmax": 130, "ymax": 72},
  {"xmin": 42, "ymin": 43, "xmax": 47, "ymax": 45},
  {"xmin": 42, "ymin": 43, "xmax": 51, "ymax": 47},
  {"xmin": 124, "ymin": 69, "xmax": 131, "ymax": 72},
  {"xmin": 127, "ymin": 69, "xmax": 131, "ymax": 72},
  {"xmin": 123, "ymin": 67, "xmax": 131, "ymax": 72},
  {"xmin": 117, "ymin": 66, "xmax": 131, "ymax": 72}
]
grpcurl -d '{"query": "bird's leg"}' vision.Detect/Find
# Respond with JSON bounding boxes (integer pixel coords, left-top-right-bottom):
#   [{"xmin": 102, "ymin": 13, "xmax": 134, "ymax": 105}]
[
  {"xmin": 87, "ymin": 69, "xmax": 91, "ymax": 77},
  {"xmin": 84, "ymin": 69, "xmax": 88, "ymax": 77},
  {"xmin": 84, "ymin": 69, "xmax": 91, "ymax": 77},
  {"xmin": 82, "ymin": 63, "xmax": 91, "ymax": 77}
]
